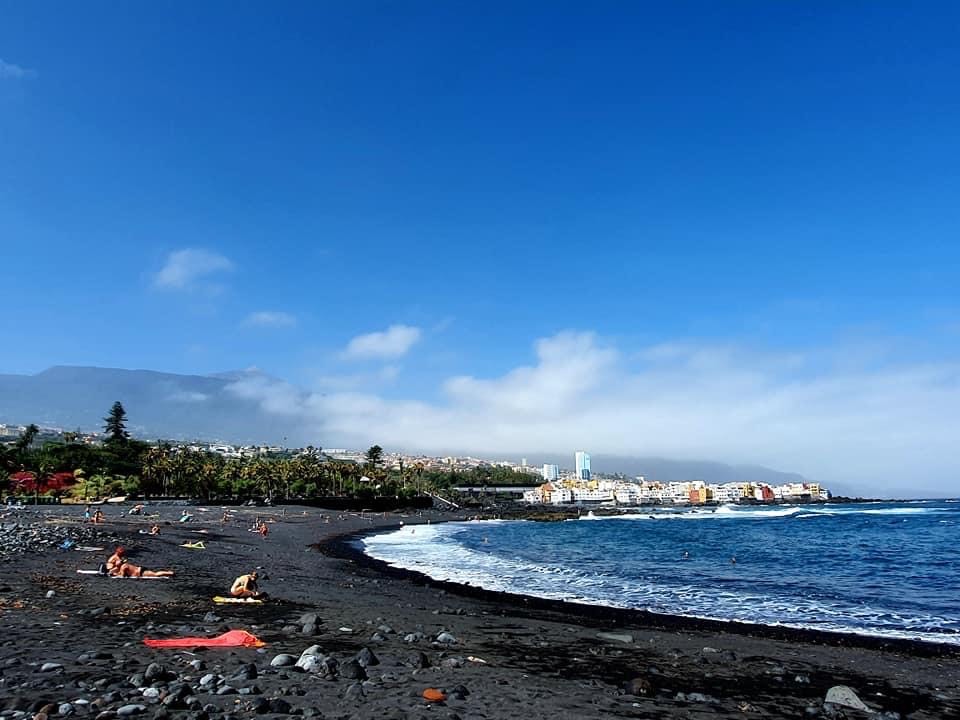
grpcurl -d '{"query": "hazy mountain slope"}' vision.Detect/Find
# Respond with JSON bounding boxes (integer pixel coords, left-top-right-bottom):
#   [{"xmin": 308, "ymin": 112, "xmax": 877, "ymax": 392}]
[
  {"xmin": 1, "ymin": 366, "xmax": 810, "ymax": 484},
  {"xmin": 0, "ymin": 366, "xmax": 302, "ymax": 444}
]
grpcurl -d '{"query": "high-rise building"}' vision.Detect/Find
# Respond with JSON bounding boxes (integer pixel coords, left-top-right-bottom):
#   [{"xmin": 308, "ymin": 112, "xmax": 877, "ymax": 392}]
[
  {"xmin": 575, "ymin": 451, "xmax": 591, "ymax": 480},
  {"xmin": 542, "ymin": 464, "xmax": 559, "ymax": 481}
]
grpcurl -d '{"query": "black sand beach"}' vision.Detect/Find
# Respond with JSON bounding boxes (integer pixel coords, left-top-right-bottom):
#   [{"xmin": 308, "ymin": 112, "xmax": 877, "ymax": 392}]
[{"xmin": 1, "ymin": 503, "xmax": 957, "ymax": 720}]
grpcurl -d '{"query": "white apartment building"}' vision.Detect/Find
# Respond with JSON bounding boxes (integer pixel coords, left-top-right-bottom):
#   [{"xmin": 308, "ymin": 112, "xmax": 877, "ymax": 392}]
[{"xmin": 575, "ymin": 451, "xmax": 591, "ymax": 480}]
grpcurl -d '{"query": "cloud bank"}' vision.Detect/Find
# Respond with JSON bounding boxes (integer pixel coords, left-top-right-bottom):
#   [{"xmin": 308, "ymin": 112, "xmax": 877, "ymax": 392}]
[
  {"xmin": 343, "ymin": 324, "xmax": 421, "ymax": 359},
  {"xmin": 226, "ymin": 331, "xmax": 960, "ymax": 495},
  {"xmin": 154, "ymin": 248, "xmax": 234, "ymax": 290}
]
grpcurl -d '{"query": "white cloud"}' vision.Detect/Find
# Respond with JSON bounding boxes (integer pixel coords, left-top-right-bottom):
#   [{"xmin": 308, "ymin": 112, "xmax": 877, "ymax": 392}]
[
  {"xmin": 244, "ymin": 311, "xmax": 296, "ymax": 328},
  {"xmin": 0, "ymin": 59, "xmax": 34, "ymax": 79},
  {"xmin": 168, "ymin": 390, "xmax": 209, "ymax": 403},
  {"xmin": 343, "ymin": 324, "xmax": 422, "ymax": 360},
  {"xmin": 229, "ymin": 330, "xmax": 960, "ymax": 496},
  {"xmin": 311, "ymin": 364, "xmax": 401, "ymax": 392},
  {"xmin": 154, "ymin": 248, "xmax": 234, "ymax": 290}
]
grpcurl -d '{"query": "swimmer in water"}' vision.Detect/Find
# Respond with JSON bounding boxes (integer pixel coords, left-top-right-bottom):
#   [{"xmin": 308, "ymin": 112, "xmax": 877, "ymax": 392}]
[
  {"xmin": 682, "ymin": 550, "xmax": 689, "ymax": 559},
  {"xmin": 730, "ymin": 555, "xmax": 737, "ymax": 565}
]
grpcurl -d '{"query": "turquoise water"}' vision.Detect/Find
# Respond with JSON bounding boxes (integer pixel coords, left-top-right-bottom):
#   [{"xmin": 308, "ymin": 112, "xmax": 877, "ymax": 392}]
[{"xmin": 361, "ymin": 500, "xmax": 960, "ymax": 645}]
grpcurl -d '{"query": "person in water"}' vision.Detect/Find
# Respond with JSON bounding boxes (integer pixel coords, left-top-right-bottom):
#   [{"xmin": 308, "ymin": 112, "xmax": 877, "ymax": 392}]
[
  {"xmin": 230, "ymin": 571, "xmax": 267, "ymax": 599},
  {"xmin": 105, "ymin": 547, "xmax": 174, "ymax": 578}
]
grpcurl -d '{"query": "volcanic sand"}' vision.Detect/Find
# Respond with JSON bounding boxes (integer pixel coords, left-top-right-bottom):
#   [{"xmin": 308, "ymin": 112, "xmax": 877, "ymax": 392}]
[{"xmin": 1, "ymin": 503, "xmax": 957, "ymax": 719}]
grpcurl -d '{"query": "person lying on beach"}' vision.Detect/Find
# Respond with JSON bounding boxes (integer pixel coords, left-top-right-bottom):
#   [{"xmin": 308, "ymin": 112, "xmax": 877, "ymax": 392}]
[
  {"xmin": 258, "ymin": 522, "xmax": 269, "ymax": 537},
  {"xmin": 149, "ymin": 524, "xmax": 160, "ymax": 535},
  {"xmin": 128, "ymin": 504, "xmax": 144, "ymax": 516},
  {"xmin": 230, "ymin": 571, "xmax": 267, "ymax": 599},
  {"xmin": 105, "ymin": 547, "xmax": 175, "ymax": 578}
]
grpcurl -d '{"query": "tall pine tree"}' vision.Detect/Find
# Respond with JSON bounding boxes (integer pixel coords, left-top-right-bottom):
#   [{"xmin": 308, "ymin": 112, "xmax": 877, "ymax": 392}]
[{"xmin": 103, "ymin": 401, "xmax": 129, "ymax": 444}]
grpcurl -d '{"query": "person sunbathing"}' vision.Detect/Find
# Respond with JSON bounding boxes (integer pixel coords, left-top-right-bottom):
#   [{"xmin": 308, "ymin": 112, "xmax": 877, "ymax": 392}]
[
  {"xmin": 230, "ymin": 571, "xmax": 267, "ymax": 599},
  {"xmin": 149, "ymin": 524, "xmax": 160, "ymax": 535},
  {"xmin": 105, "ymin": 547, "xmax": 174, "ymax": 578}
]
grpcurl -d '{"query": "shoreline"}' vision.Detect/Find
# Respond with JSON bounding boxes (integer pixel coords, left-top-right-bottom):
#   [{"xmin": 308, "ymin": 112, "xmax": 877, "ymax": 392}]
[{"xmin": 321, "ymin": 521, "xmax": 960, "ymax": 660}]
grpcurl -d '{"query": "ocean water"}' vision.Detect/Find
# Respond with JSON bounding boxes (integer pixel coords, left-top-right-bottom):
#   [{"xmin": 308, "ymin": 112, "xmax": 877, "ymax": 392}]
[{"xmin": 361, "ymin": 500, "xmax": 960, "ymax": 645}]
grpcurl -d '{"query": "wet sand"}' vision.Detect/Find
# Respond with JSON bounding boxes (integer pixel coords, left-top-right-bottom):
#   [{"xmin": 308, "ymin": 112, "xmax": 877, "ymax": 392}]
[{"xmin": 1, "ymin": 502, "xmax": 957, "ymax": 719}]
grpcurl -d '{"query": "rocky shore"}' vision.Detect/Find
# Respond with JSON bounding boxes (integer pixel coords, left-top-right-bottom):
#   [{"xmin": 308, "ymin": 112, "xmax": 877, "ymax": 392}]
[{"xmin": 0, "ymin": 503, "xmax": 957, "ymax": 720}]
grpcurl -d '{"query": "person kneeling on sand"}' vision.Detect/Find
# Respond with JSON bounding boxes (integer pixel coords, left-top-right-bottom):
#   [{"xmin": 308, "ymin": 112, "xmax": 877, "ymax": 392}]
[
  {"xmin": 105, "ymin": 547, "xmax": 175, "ymax": 578},
  {"xmin": 230, "ymin": 571, "xmax": 267, "ymax": 599}
]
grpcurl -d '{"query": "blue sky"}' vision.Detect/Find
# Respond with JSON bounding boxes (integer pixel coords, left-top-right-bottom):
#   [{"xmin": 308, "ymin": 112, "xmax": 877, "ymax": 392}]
[{"xmin": 2, "ymin": 3, "xmax": 959, "ymax": 492}]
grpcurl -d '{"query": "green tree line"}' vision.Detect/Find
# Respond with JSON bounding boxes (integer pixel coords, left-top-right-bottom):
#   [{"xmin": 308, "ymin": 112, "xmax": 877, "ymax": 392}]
[{"xmin": 1, "ymin": 403, "xmax": 535, "ymax": 501}]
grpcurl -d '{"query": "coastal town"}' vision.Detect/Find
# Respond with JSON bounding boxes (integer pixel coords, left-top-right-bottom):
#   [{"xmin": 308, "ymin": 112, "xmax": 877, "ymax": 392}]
[
  {"xmin": 1, "ymin": 423, "xmax": 829, "ymax": 507},
  {"xmin": 521, "ymin": 452, "xmax": 830, "ymax": 506}
]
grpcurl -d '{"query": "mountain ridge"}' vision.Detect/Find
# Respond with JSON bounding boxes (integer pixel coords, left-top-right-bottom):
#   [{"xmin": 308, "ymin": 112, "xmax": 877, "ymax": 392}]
[{"xmin": 0, "ymin": 365, "xmax": 810, "ymax": 485}]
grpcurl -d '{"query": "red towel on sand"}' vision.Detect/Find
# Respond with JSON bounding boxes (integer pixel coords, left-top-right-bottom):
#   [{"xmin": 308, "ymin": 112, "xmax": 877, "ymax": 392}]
[{"xmin": 143, "ymin": 629, "xmax": 266, "ymax": 648}]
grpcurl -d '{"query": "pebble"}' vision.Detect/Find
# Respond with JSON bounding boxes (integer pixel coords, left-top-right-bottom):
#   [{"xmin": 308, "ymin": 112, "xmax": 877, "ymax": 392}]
[
  {"xmin": 143, "ymin": 663, "xmax": 169, "ymax": 682},
  {"xmin": 624, "ymin": 677, "xmax": 654, "ymax": 696},
  {"xmin": 247, "ymin": 698, "xmax": 269, "ymax": 714},
  {"xmin": 270, "ymin": 654, "xmax": 297, "ymax": 668},
  {"xmin": 354, "ymin": 648, "xmax": 379, "ymax": 668},
  {"xmin": 343, "ymin": 682, "xmax": 366, "ymax": 701},
  {"xmin": 339, "ymin": 661, "xmax": 367, "ymax": 681},
  {"xmin": 675, "ymin": 692, "xmax": 717, "ymax": 704},
  {"xmin": 403, "ymin": 651, "xmax": 430, "ymax": 669},
  {"xmin": 116, "ymin": 705, "xmax": 146, "ymax": 717},
  {"xmin": 595, "ymin": 631, "xmax": 633, "ymax": 643},
  {"xmin": 39, "ymin": 663, "xmax": 63, "ymax": 673},
  {"xmin": 268, "ymin": 699, "xmax": 291, "ymax": 714},
  {"xmin": 435, "ymin": 632, "xmax": 457, "ymax": 644},
  {"xmin": 824, "ymin": 685, "xmax": 873, "ymax": 712}
]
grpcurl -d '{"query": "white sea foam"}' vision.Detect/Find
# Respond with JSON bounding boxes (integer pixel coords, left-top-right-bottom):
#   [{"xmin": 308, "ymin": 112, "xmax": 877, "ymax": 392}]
[
  {"xmin": 580, "ymin": 504, "xmax": 951, "ymax": 522},
  {"xmin": 360, "ymin": 518, "xmax": 960, "ymax": 647}
]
